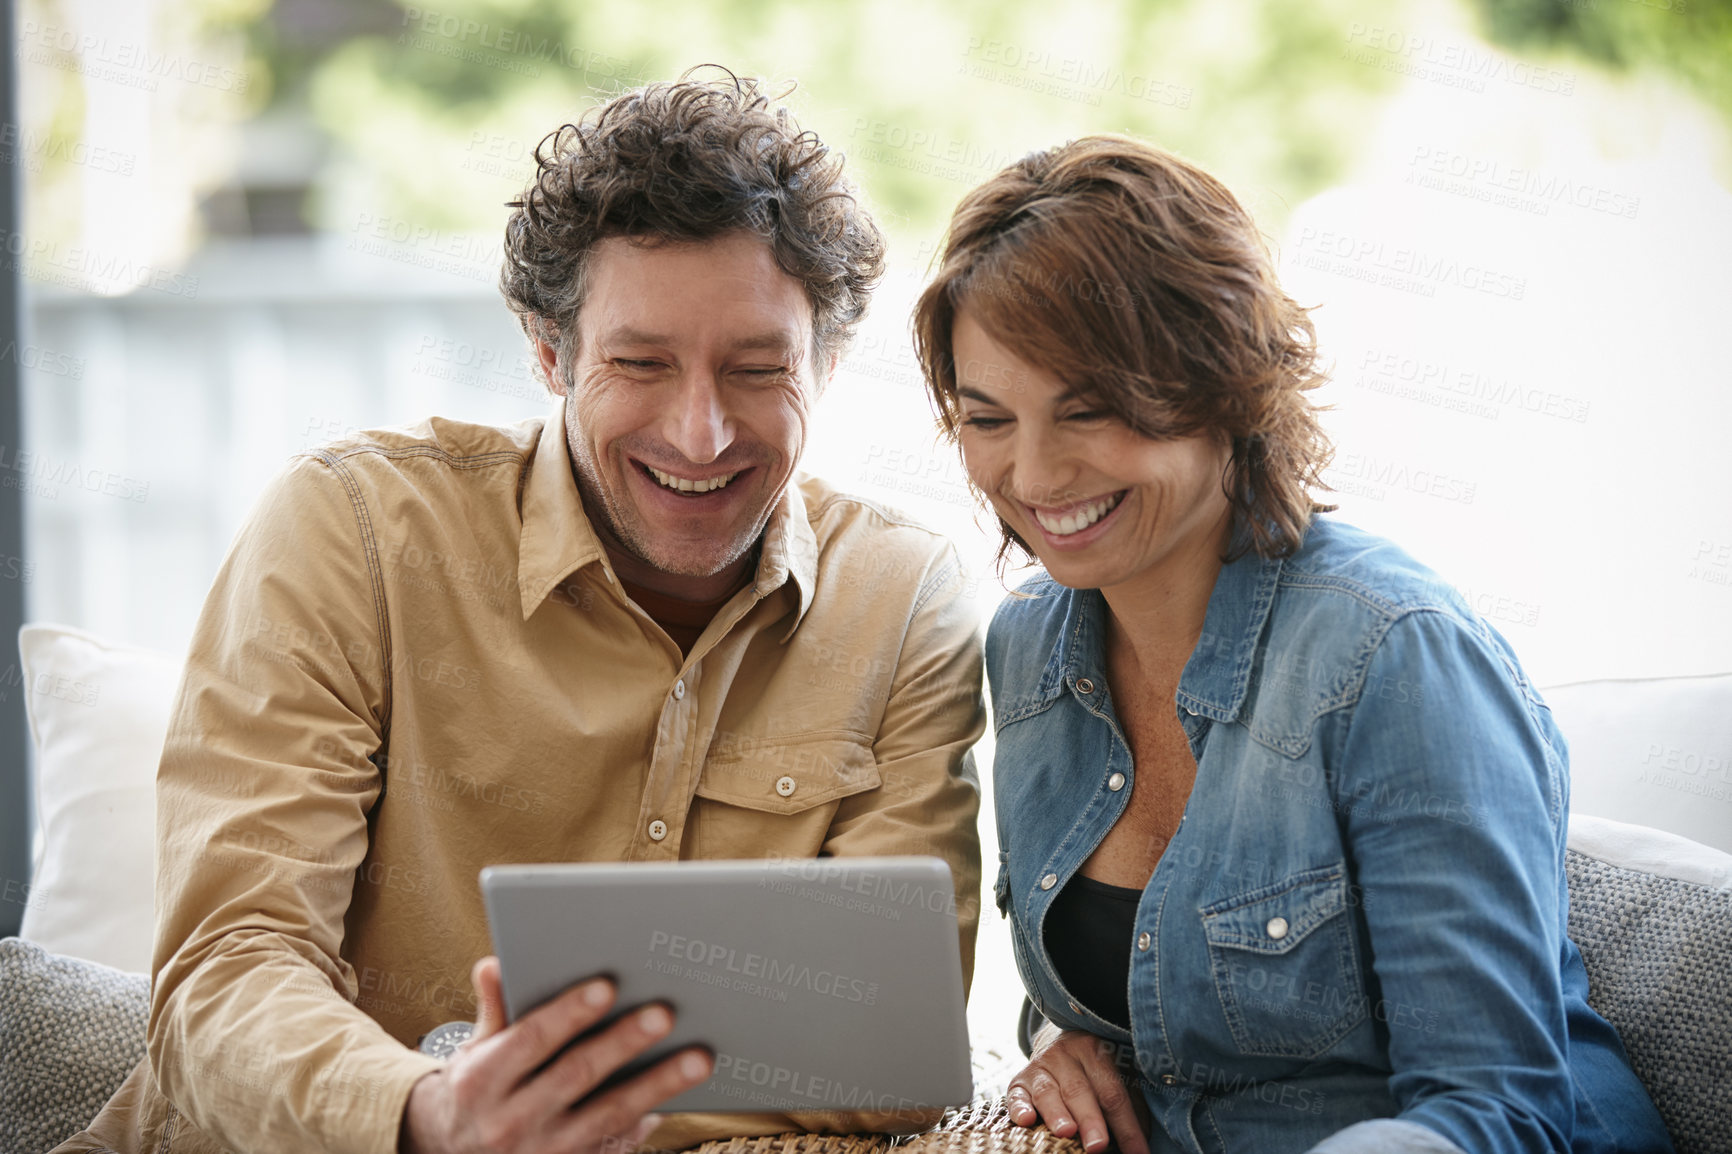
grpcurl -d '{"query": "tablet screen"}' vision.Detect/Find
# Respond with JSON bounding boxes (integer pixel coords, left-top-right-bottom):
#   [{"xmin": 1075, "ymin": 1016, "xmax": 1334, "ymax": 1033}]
[{"xmin": 481, "ymin": 855, "xmax": 973, "ymax": 1114}]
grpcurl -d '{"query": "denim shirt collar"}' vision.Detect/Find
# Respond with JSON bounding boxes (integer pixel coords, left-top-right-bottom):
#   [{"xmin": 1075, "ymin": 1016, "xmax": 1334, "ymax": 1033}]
[
  {"xmin": 1177, "ymin": 546, "xmax": 1284, "ymax": 722},
  {"xmin": 1034, "ymin": 546, "xmax": 1284, "ymax": 723}
]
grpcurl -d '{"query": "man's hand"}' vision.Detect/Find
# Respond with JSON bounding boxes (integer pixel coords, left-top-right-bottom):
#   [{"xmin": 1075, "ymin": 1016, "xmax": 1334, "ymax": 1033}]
[
  {"xmin": 400, "ymin": 956, "xmax": 713, "ymax": 1154},
  {"xmin": 1004, "ymin": 1027, "xmax": 1150, "ymax": 1154}
]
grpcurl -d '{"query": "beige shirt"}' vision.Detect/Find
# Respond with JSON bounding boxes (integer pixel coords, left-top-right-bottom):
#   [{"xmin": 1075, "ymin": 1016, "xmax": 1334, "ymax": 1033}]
[{"xmin": 58, "ymin": 404, "xmax": 984, "ymax": 1154}]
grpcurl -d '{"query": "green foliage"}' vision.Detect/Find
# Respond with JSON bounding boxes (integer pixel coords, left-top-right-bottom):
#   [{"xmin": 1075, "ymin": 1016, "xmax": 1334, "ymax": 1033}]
[
  {"xmin": 253, "ymin": 0, "xmax": 1730, "ymax": 248},
  {"xmin": 1466, "ymin": 0, "xmax": 1732, "ymax": 123},
  {"xmin": 294, "ymin": 0, "xmax": 1411, "ymax": 246}
]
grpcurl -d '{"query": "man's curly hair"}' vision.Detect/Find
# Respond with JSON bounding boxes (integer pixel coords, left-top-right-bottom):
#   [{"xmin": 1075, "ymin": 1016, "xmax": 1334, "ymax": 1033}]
[{"xmin": 500, "ymin": 69, "xmax": 886, "ymax": 383}]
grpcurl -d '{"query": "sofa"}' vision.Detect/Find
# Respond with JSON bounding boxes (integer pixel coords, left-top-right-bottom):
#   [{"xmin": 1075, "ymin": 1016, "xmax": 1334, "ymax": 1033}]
[{"xmin": 2, "ymin": 624, "xmax": 1729, "ymax": 1153}]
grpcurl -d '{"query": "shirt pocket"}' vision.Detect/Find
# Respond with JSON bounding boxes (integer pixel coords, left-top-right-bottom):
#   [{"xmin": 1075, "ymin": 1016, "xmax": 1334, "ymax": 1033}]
[
  {"xmin": 1199, "ymin": 863, "xmax": 1366, "ymax": 1059},
  {"xmin": 692, "ymin": 732, "xmax": 880, "ymax": 854}
]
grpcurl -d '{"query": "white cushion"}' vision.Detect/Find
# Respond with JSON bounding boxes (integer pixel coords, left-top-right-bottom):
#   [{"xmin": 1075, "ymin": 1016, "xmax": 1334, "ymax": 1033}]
[
  {"xmin": 1543, "ymin": 673, "xmax": 1732, "ymax": 854},
  {"xmin": 18, "ymin": 624, "xmax": 181, "ymax": 974},
  {"xmin": 1566, "ymin": 812, "xmax": 1732, "ymax": 887}
]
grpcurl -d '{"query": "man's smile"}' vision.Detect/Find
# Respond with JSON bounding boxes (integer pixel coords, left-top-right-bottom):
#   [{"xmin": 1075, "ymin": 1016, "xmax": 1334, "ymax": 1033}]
[{"xmin": 640, "ymin": 461, "xmax": 745, "ymax": 494}]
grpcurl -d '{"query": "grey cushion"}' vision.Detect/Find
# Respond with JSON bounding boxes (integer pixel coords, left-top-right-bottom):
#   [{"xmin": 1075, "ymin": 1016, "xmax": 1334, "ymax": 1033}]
[
  {"xmin": 1565, "ymin": 849, "xmax": 1730, "ymax": 1154},
  {"xmin": 0, "ymin": 937, "xmax": 148, "ymax": 1154}
]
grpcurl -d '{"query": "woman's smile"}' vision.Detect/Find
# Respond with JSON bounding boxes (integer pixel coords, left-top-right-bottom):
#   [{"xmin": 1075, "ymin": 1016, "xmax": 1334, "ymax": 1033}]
[
  {"xmin": 1018, "ymin": 489, "xmax": 1129, "ymax": 550},
  {"xmin": 952, "ymin": 310, "xmax": 1232, "ymax": 592},
  {"xmin": 1026, "ymin": 490, "xmax": 1125, "ymax": 537}
]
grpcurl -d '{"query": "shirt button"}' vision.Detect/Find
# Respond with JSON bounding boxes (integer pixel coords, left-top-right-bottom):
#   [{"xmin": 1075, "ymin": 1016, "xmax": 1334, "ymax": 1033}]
[
  {"xmin": 1266, "ymin": 916, "xmax": 1289, "ymax": 940},
  {"xmin": 648, "ymin": 819, "xmax": 668, "ymax": 841},
  {"xmin": 603, "ymin": 569, "xmax": 615, "ymax": 584},
  {"xmin": 1068, "ymin": 1000, "xmax": 1082, "ymax": 1014},
  {"xmin": 1137, "ymin": 932, "xmax": 1151, "ymax": 951},
  {"xmin": 1039, "ymin": 873, "xmax": 1058, "ymax": 890},
  {"xmin": 1160, "ymin": 1074, "xmax": 1177, "ymax": 1086},
  {"xmin": 1107, "ymin": 772, "xmax": 1126, "ymax": 792},
  {"xmin": 775, "ymin": 775, "xmax": 797, "ymax": 797},
  {"xmin": 1076, "ymin": 678, "xmax": 1094, "ymax": 694},
  {"xmin": 672, "ymin": 679, "xmax": 686, "ymax": 701},
  {"xmin": 1184, "ymin": 705, "xmax": 1199, "ymax": 716}
]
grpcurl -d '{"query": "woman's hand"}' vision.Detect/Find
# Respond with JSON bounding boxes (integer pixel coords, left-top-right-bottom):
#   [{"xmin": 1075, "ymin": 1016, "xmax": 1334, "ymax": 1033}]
[{"xmin": 1005, "ymin": 1026, "xmax": 1151, "ymax": 1154}]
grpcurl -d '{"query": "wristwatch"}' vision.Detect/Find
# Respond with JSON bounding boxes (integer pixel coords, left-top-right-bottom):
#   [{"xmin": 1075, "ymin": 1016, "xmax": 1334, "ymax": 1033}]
[{"xmin": 417, "ymin": 1020, "xmax": 475, "ymax": 1060}]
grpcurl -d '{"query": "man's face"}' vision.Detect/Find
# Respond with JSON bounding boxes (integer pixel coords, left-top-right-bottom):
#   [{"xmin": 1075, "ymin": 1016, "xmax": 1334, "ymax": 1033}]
[{"xmin": 542, "ymin": 231, "xmax": 824, "ymax": 587}]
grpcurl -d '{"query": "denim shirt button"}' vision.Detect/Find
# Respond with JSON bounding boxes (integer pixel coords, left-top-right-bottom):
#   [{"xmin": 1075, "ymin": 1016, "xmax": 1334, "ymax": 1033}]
[
  {"xmin": 1040, "ymin": 873, "xmax": 1058, "ymax": 890},
  {"xmin": 1068, "ymin": 1000, "xmax": 1083, "ymax": 1014},
  {"xmin": 1076, "ymin": 678, "xmax": 1094, "ymax": 694},
  {"xmin": 1266, "ymin": 916, "xmax": 1290, "ymax": 940},
  {"xmin": 1160, "ymin": 1074, "xmax": 1177, "ymax": 1086},
  {"xmin": 1137, "ymin": 932, "xmax": 1151, "ymax": 951},
  {"xmin": 1107, "ymin": 772, "xmax": 1126, "ymax": 792}
]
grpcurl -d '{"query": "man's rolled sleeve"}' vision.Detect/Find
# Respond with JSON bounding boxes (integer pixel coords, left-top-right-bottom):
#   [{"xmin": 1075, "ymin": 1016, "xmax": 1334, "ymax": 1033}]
[{"xmin": 148, "ymin": 455, "xmax": 441, "ymax": 1154}]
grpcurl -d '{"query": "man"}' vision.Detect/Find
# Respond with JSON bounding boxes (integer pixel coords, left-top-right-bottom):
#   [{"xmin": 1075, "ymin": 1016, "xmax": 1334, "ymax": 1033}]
[{"xmin": 56, "ymin": 73, "xmax": 984, "ymax": 1154}]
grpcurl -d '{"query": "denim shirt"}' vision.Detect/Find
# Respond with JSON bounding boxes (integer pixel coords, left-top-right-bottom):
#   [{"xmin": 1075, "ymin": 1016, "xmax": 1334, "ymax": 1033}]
[{"xmin": 986, "ymin": 517, "xmax": 1672, "ymax": 1154}]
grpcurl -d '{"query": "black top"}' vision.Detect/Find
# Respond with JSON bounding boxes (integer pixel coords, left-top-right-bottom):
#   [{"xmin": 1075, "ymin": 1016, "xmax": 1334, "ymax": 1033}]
[{"xmin": 1043, "ymin": 872, "xmax": 1144, "ymax": 1030}]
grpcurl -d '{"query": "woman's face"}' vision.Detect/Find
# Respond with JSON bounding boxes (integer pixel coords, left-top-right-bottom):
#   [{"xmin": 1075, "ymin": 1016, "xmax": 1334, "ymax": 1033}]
[{"xmin": 952, "ymin": 309, "xmax": 1234, "ymax": 593}]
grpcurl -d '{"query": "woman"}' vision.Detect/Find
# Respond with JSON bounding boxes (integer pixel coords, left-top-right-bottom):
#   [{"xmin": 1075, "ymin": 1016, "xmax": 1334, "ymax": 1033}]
[{"xmin": 912, "ymin": 137, "xmax": 1672, "ymax": 1154}]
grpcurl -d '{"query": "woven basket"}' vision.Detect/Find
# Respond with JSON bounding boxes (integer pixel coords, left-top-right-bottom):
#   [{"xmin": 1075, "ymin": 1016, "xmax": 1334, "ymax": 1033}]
[
  {"xmin": 677, "ymin": 1099, "xmax": 1084, "ymax": 1154},
  {"xmin": 678, "ymin": 1134, "xmax": 894, "ymax": 1154},
  {"xmin": 897, "ymin": 1098, "xmax": 1085, "ymax": 1154}
]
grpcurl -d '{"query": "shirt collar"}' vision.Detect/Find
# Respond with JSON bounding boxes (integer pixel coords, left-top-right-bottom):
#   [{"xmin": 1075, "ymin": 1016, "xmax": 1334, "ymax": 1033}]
[
  {"xmin": 1176, "ymin": 546, "xmax": 1283, "ymax": 722},
  {"xmin": 762, "ymin": 476, "xmax": 819, "ymax": 641},
  {"xmin": 518, "ymin": 399, "xmax": 607, "ymax": 619},
  {"xmin": 516, "ymin": 396, "xmax": 819, "ymax": 630},
  {"xmin": 1044, "ymin": 545, "xmax": 1284, "ymax": 723}
]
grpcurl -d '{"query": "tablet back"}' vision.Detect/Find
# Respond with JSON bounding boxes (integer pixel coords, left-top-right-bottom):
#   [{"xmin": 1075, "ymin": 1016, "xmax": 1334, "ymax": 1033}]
[{"xmin": 480, "ymin": 855, "xmax": 972, "ymax": 1113}]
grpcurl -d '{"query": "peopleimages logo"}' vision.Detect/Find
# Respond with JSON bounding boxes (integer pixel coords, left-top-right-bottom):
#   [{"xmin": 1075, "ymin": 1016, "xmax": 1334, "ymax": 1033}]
[
  {"xmin": 398, "ymin": 7, "xmax": 644, "ymax": 82},
  {"xmin": 1342, "ymin": 24, "xmax": 1576, "ymax": 95},
  {"xmin": 1407, "ymin": 146, "xmax": 1640, "ymax": 220},
  {"xmin": 18, "ymin": 20, "xmax": 250, "ymax": 93},
  {"xmin": 708, "ymin": 1051, "xmax": 934, "ymax": 1112},
  {"xmin": 646, "ymin": 931, "xmax": 879, "ymax": 1005},
  {"xmin": 0, "ymin": 230, "xmax": 199, "ymax": 298},
  {"xmin": 0, "ymin": 444, "xmax": 149, "ymax": 502},
  {"xmin": 1324, "ymin": 452, "xmax": 1476, "ymax": 506},
  {"xmin": 1293, "ymin": 228, "xmax": 1525, "ymax": 301}
]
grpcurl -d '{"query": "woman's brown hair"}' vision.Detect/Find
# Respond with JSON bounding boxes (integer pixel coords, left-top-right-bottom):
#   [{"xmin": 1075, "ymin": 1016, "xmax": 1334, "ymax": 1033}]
[{"xmin": 912, "ymin": 135, "xmax": 1332, "ymax": 563}]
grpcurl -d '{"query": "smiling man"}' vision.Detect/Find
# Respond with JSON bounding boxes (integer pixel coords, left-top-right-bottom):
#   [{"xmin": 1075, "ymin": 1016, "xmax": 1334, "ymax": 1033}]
[
  {"xmin": 547, "ymin": 232, "xmax": 823, "ymax": 607},
  {"xmin": 54, "ymin": 74, "xmax": 984, "ymax": 1154}
]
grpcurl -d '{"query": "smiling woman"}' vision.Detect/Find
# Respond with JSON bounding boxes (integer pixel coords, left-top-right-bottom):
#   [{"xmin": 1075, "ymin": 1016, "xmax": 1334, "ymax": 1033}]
[
  {"xmin": 915, "ymin": 136, "xmax": 1332, "ymax": 571},
  {"xmin": 912, "ymin": 136, "xmax": 1674, "ymax": 1154},
  {"xmin": 946, "ymin": 310, "xmax": 1233, "ymax": 597}
]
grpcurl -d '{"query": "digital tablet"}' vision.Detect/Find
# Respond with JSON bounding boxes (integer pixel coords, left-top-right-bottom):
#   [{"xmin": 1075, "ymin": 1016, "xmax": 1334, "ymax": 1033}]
[{"xmin": 480, "ymin": 855, "xmax": 973, "ymax": 1114}]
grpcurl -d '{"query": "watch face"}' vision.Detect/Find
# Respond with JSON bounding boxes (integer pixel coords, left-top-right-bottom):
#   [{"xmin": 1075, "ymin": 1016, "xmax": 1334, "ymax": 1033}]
[{"xmin": 418, "ymin": 1020, "xmax": 475, "ymax": 1060}]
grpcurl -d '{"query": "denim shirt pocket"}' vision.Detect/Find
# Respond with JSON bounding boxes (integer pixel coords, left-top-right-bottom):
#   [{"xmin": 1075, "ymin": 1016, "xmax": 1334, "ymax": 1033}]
[{"xmin": 1199, "ymin": 863, "xmax": 1365, "ymax": 1059}]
